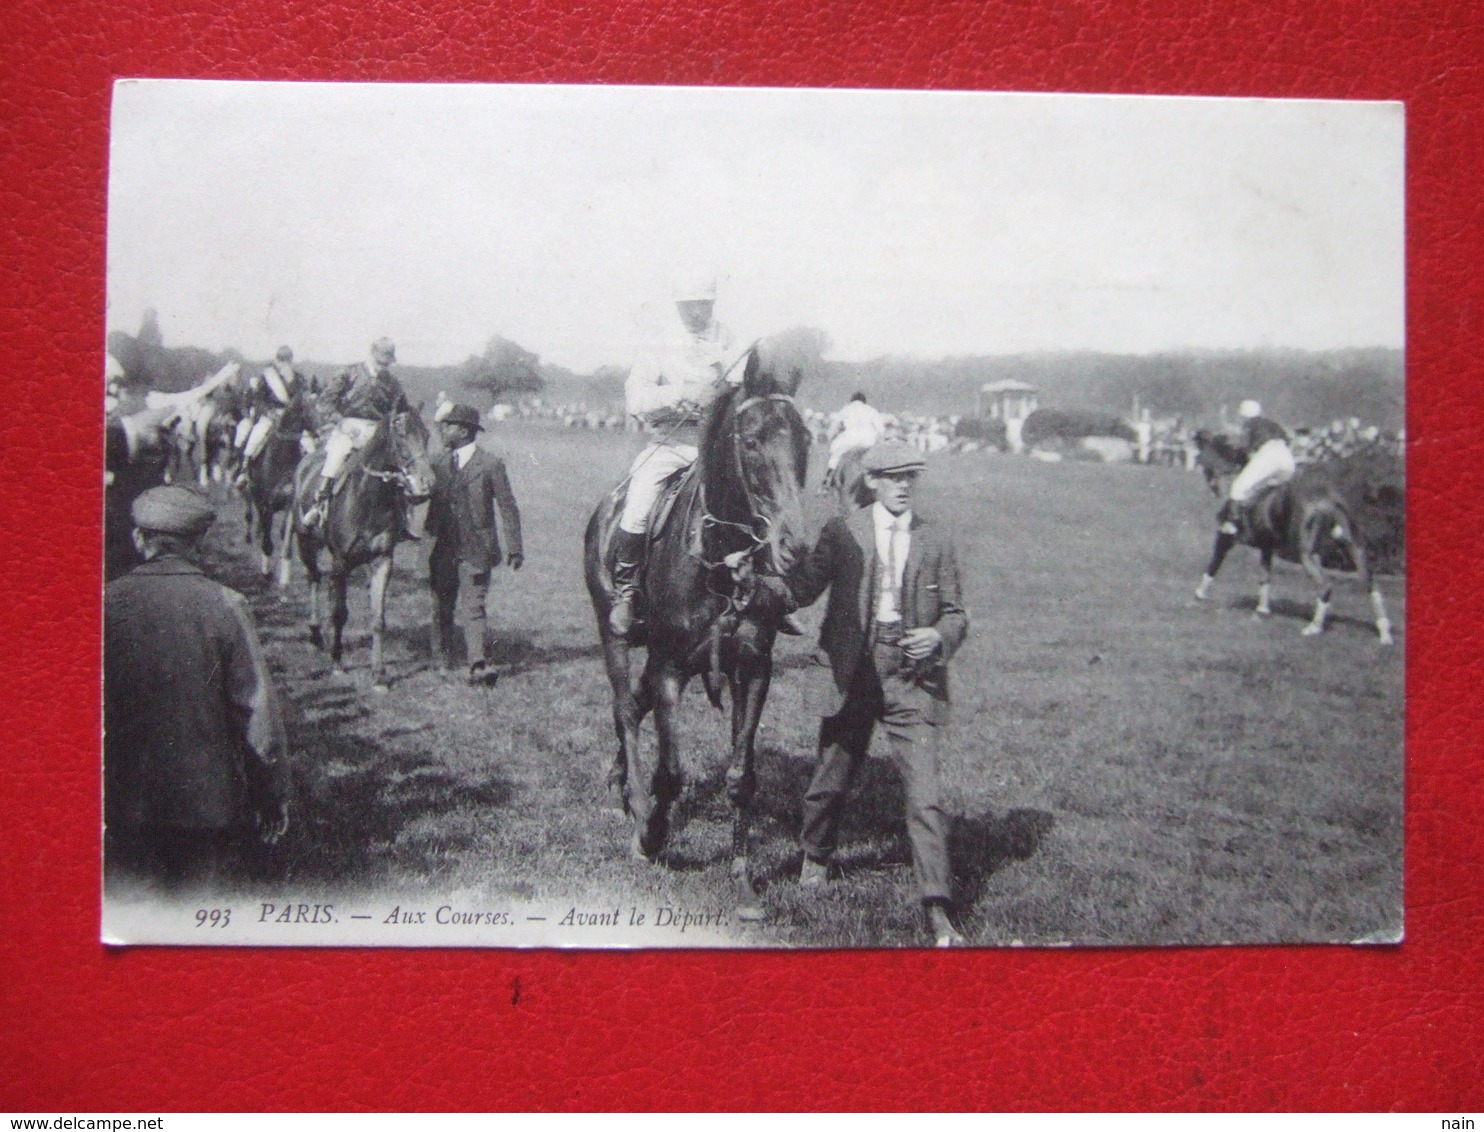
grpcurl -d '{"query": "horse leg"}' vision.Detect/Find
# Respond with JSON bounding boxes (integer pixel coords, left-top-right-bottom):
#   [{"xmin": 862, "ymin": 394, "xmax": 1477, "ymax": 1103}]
[
  {"xmin": 1195, "ymin": 530, "xmax": 1237, "ymax": 601},
  {"xmin": 600, "ymin": 635, "xmax": 650, "ymax": 813},
  {"xmin": 329, "ymin": 569, "xmax": 350, "ymax": 672},
  {"xmin": 1338, "ymin": 517, "xmax": 1394, "ymax": 645},
  {"xmin": 1298, "ymin": 517, "xmax": 1331, "ymax": 637},
  {"xmin": 632, "ymin": 656, "xmax": 682, "ymax": 861},
  {"xmin": 727, "ymin": 660, "xmax": 771, "ymax": 922},
  {"xmin": 368, "ymin": 554, "xmax": 393, "ymax": 692},
  {"xmin": 276, "ymin": 513, "xmax": 295, "ymax": 597},
  {"xmin": 1254, "ymin": 548, "xmax": 1274, "ymax": 617}
]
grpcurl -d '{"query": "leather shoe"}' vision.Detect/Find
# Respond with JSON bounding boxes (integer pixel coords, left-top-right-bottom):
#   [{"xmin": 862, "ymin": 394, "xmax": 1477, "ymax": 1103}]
[
  {"xmin": 926, "ymin": 903, "xmax": 966, "ymax": 947},
  {"xmin": 799, "ymin": 857, "xmax": 829, "ymax": 889}
]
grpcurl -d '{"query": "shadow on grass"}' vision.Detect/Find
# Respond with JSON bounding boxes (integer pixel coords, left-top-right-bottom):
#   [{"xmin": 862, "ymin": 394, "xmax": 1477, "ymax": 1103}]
[
  {"xmin": 251, "ymin": 722, "xmax": 517, "ymax": 889},
  {"xmin": 1224, "ymin": 592, "xmax": 1388, "ymax": 635},
  {"xmin": 949, "ymin": 808, "xmax": 1054, "ymax": 907}
]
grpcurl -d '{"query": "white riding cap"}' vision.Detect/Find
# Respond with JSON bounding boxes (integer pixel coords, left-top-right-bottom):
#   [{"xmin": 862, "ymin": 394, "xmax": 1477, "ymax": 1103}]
[
  {"xmin": 671, "ymin": 270, "xmax": 718, "ymax": 302},
  {"xmin": 1238, "ymin": 400, "xmax": 1262, "ymax": 419}
]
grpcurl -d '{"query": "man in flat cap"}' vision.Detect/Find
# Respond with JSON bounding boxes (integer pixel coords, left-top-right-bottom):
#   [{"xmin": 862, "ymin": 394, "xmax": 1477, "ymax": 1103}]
[
  {"xmin": 104, "ymin": 485, "xmax": 290, "ymax": 892},
  {"xmin": 753, "ymin": 441, "xmax": 970, "ymax": 946},
  {"xmin": 303, "ymin": 337, "xmax": 412, "ymax": 529},
  {"xmin": 426, "ymin": 404, "xmax": 524, "ymax": 684}
]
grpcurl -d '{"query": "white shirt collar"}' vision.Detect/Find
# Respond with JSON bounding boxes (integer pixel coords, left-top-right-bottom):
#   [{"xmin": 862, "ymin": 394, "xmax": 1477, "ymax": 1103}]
[
  {"xmin": 454, "ymin": 441, "xmax": 478, "ymax": 468},
  {"xmin": 872, "ymin": 502, "xmax": 912, "ymax": 531}
]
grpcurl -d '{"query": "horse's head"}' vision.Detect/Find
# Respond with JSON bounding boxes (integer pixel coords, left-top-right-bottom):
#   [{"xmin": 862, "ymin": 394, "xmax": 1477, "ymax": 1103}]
[
  {"xmin": 702, "ymin": 337, "xmax": 812, "ymax": 577},
  {"xmin": 387, "ymin": 408, "xmax": 435, "ymax": 501},
  {"xmin": 1192, "ymin": 428, "xmax": 1247, "ymax": 497}
]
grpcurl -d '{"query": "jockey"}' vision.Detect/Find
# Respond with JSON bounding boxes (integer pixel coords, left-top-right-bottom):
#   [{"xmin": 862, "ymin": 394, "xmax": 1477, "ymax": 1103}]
[
  {"xmin": 302, "ymin": 337, "xmax": 412, "ymax": 528},
  {"xmin": 1220, "ymin": 399, "xmax": 1296, "ymax": 535},
  {"xmin": 233, "ymin": 345, "xmax": 305, "ymax": 485},
  {"xmin": 607, "ymin": 273, "xmax": 743, "ymax": 639},
  {"xmin": 825, "ymin": 391, "xmax": 886, "ymax": 483}
]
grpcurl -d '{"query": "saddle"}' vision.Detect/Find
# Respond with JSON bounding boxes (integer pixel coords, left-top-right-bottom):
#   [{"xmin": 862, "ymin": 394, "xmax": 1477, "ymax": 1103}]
[
  {"xmin": 602, "ymin": 465, "xmax": 703, "ymax": 584},
  {"xmin": 1237, "ymin": 485, "xmax": 1290, "ymax": 543}
]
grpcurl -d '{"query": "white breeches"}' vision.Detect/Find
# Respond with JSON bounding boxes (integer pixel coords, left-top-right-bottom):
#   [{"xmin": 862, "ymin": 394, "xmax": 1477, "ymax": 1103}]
[
  {"xmin": 320, "ymin": 417, "xmax": 379, "ymax": 480},
  {"xmin": 234, "ymin": 415, "xmax": 254, "ymax": 448},
  {"xmin": 1230, "ymin": 439, "xmax": 1296, "ymax": 503},
  {"xmin": 828, "ymin": 431, "xmax": 877, "ymax": 471},
  {"xmin": 619, "ymin": 442, "xmax": 698, "ymax": 533},
  {"xmin": 242, "ymin": 416, "xmax": 277, "ymax": 460}
]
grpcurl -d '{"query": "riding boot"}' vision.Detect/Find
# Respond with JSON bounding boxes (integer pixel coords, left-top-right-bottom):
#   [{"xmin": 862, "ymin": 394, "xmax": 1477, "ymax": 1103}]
[
  {"xmin": 1218, "ymin": 499, "xmax": 1241, "ymax": 537},
  {"xmin": 303, "ymin": 476, "xmax": 333, "ymax": 530},
  {"xmin": 607, "ymin": 529, "xmax": 647, "ymax": 639}
]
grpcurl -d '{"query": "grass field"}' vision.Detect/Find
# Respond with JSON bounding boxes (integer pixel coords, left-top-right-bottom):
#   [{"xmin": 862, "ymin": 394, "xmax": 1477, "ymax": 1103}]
[{"xmin": 195, "ymin": 422, "xmax": 1404, "ymax": 948}]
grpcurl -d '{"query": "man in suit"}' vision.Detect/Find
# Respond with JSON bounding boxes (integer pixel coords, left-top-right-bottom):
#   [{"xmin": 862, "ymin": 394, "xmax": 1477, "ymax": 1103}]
[
  {"xmin": 754, "ymin": 441, "xmax": 970, "ymax": 946},
  {"xmin": 104, "ymin": 485, "xmax": 291, "ymax": 892},
  {"xmin": 427, "ymin": 404, "xmax": 524, "ymax": 684}
]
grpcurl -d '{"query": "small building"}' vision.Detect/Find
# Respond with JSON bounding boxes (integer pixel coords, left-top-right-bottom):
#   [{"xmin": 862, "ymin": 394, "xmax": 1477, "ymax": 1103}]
[{"xmin": 978, "ymin": 380, "xmax": 1040, "ymax": 453}]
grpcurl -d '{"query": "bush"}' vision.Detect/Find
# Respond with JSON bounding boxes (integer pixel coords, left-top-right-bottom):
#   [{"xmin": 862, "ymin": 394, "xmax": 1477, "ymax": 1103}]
[
  {"xmin": 953, "ymin": 416, "xmax": 1008, "ymax": 449},
  {"xmin": 1320, "ymin": 444, "xmax": 1405, "ymax": 575},
  {"xmin": 1021, "ymin": 408, "xmax": 1136, "ymax": 448}
]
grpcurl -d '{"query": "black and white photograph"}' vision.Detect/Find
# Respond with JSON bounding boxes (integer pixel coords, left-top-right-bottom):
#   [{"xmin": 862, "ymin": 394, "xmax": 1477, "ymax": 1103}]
[{"xmin": 101, "ymin": 81, "xmax": 1404, "ymax": 948}]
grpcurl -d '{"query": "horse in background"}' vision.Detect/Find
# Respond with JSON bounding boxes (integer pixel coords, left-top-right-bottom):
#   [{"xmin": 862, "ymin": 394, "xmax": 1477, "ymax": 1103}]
[
  {"xmin": 293, "ymin": 407, "xmax": 434, "ymax": 690},
  {"xmin": 826, "ymin": 445, "xmax": 873, "ymax": 515},
  {"xmin": 242, "ymin": 389, "xmax": 320, "ymax": 596},
  {"xmin": 583, "ymin": 341, "xmax": 811, "ymax": 920},
  {"xmin": 1192, "ymin": 430, "xmax": 1394, "ymax": 644}
]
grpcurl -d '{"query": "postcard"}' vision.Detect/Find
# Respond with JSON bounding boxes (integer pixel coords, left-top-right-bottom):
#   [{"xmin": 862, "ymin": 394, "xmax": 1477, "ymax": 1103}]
[{"xmin": 102, "ymin": 81, "xmax": 1403, "ymax": 947}]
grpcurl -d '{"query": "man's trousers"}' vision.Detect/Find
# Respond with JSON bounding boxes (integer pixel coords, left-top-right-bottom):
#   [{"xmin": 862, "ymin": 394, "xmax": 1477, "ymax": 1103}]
[
  {"xmin": 430, "ymin": 547, "xmax": 492, "ymax": 667},
  {"xmin": 800, "ymin": 630, "xmax": 952, "ymax": 905}
]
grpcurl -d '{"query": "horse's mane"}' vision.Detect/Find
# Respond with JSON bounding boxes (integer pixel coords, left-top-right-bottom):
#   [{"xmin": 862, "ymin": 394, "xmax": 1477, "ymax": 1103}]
[
  {"xmin": 1195, "ymin": 429, "xmax": 1248, "ymax": 472},
  {"xmin": 698, "ymin": 343, "xmax": 809, "ymax": 492}
]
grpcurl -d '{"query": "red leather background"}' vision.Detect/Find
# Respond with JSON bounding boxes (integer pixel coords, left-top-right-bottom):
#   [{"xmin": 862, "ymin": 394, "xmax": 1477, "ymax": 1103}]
[{"xmin": 3, "ymin": 0, "xmax": 1481, "ymax": 1112}]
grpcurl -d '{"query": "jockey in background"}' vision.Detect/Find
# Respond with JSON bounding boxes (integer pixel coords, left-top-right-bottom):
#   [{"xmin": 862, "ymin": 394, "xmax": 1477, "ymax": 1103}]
[
  {"xmin": 608, "ymin": 272, "xmax": 742, "ymax": 639},
  {"xmin": 1220, "ymin": 399, "xmax": 1296, "ymax": 535},
  {"xmin": 233, "ymin": 346, "xmax": 306, "ymax": 487},
  {"xmin": 302, "ymin": 337, "xmax": 412, "ymax": 529},
  {"xmin": 824, "ymin": 391, "xmax": 886, "ymax": 488}
]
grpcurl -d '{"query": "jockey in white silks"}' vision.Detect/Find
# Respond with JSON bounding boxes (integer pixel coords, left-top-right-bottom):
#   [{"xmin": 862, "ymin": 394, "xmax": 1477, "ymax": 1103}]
[
  {"xmin": 1221, "ymin": 399, "xmax": 1296, "ymax": 535},
  {"xmin": 826, "ymin": 392, "xmax": 886, "ymax": 479},
  {"xmin": 233, "ymin": 346, "xmax": 305, "ymax": 482},
  {"xmin": 607, "ymin": 275, "xmax": 743, "ymax": 639},
  {"xmin": 302, "ymin": 337, "xmax": 411, "ymax": 529}
]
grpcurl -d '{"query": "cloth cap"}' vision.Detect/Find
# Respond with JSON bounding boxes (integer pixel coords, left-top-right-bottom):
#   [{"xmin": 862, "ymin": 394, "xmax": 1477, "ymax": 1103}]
[
  {"xmin": 131, "ymin": 485, "xmax": 217, "ymax": 538},
  {"xmin": 371, "ymin": 337, "xmax": 397, "ymax": 362},
  {"xmin": 275, "ymin": 346, "xmax": 294, "ymax": 362},
  {"xmin": 442, "ymin": 404, "xmax": 483, "ymax": 431},
  {"xmin": 862, "ymin": 441, "xmax": 927, "ymax": 475},
  {"xmin": 1238, "ymin": 399, "xmax": 1262, "ymax": 419},
  {"xmin": 671, "ymin": 270, "xmax": 718, "ymax": 302}
]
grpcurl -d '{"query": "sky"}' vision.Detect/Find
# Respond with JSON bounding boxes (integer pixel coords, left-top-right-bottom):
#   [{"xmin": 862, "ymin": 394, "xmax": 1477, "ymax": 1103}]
[{"xmin": 107, "ymin": 82, "xmax": 1404, "ymax": 371}]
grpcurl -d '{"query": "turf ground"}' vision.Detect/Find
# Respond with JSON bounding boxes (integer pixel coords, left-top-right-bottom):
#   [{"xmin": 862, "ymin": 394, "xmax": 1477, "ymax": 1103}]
[{"xmin": 195, "ymin": 422, "xmax": 1404, "ymax": 948}]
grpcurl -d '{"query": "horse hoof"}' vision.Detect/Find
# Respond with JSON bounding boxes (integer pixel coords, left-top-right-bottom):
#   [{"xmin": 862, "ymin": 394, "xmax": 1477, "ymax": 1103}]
[
  {"xmin": 330, "ymin": 666, "xmax": 352, "ymax": 681},
  {"xmin": 629, "ymin": 832, "xmax": 654, "ymax": 863},
  {"xmin": 1301, "ymin": 625, "xmax": 1323, "ymax": 637}
]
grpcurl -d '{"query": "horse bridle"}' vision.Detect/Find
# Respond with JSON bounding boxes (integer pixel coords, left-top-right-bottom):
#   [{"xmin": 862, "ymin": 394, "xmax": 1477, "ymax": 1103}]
[
  {"xmin": 699, "ymin": 392, "xmax": 799, "ymax": 576},
  {"xmin": 362, "ymin": 415, "xmax": 430, "ymax": 501}
]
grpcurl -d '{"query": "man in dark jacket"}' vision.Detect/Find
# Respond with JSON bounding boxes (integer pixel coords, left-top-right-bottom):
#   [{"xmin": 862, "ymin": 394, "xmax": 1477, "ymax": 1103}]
[
  {"xmin": 755, "ymin": 441, "xmax": 970, "ymax": 946},
  {"xmin": 104, "ymin": 485, "xmax": 290, "ymax": 892},
  {"xmin": 427, "ymin": 404, "xmax": 524, "ymax": 683}
]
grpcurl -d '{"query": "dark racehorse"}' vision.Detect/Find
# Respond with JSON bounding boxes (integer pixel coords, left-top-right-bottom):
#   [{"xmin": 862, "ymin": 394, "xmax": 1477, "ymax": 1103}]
[
  {"xmin": 827, "ymin": 444, "xmax": 873, "ymax": 515},
  {"xmin": 243, "ymin": 391, "xmax": 319, "ymax": 596},
  {"xmin": 1192, "ymin": 430, "xmax": 1394, "ymax": 643},
  {"xmin": 293, "ymin": 409, "xmax": 435, "ymax": 689},
  {"xmin": 583, "ymin": 342, "xmax": 810, "ymax": 919}
]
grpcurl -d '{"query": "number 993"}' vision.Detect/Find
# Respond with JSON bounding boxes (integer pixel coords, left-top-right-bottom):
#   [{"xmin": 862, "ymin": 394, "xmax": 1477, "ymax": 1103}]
[{"xmin": 195, "ymin": 908, "xmax": 231, "ymax": 928}]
